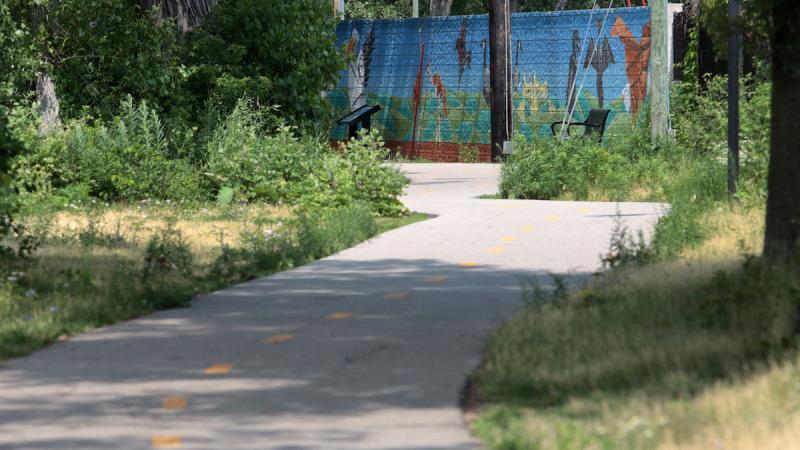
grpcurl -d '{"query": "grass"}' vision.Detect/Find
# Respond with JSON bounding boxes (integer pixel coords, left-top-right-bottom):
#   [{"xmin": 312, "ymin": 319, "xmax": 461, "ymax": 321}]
[
  {"xmin": 0, "ymin": 203, "xmax": 427, "ymax": 360},
  {"xmin": 471, "ymin": 197, "xmax": 800, "ymax": 449}
]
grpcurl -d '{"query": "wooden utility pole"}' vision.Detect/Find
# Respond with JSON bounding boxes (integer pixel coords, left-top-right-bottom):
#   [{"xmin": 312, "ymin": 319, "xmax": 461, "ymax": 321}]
[
  {"xmin": 489, "ymin": 0, "xmax": 511, "ymax": 161},
  {"xmin": 727, "ymin": 0, "xmax": 741, "ymax": 194},
  {"xmin": 649, "ymin": 0, "xmax": 670, "ymax": 141}
]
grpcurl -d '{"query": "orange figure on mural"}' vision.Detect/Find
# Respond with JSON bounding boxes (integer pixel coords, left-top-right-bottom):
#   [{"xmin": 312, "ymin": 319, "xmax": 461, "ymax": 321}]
[
  {"xmin": 610, "ymin": 16, "xmax": 651, "ymax": 121},
  {"xmin": 431, "ymin": 74, "xmax": 448, "ymax": 117}
]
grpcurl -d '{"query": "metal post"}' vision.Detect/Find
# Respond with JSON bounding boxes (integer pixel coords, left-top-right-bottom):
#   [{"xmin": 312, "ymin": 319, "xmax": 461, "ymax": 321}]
[
  {"xmin": 489, "ymin": 0, "xmax": 511, "ymax": 161},
  {"xmin": 727, "ymin": 0, "xmax": 741, "ymax": 194},
  {"xmin": 413, "ymin": 0, "xmax": 418, "ymax": 17},
  {"xmin": 650, "ymin": 0, "xmax": 670, "ymax": 141}
]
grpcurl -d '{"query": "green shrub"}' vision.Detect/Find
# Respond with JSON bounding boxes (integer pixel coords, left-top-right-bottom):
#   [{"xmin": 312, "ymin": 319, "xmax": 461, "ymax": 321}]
[
  {"xmin": 303, "ymin": 130, "xmax": 408, "ymax": 216},
  {"xmin": 204, "ymin": 102, "xmax": 407, "ymax": 214},
  {"xmin": 203, "ymin": 99, "xmax": 328, "ymax": 202},
  {"xmin": 0, "ymin": 104, "xmax": 23, "ymax": 251},
  {"xmin": 500, "ymin": 136, "xmax": 633, "ymax": 200},
  {"xmin": 142, "ymin": 222, "xmax": 194, "ymax": 278},
  {"xmin": 14, "ymin": 98, "xmax": 204, "ymax": 203},
  {"xmin": 48, "ymin": 0, "xmax": 181, "ymax": 119},
  {"xmin": 183, "ymin": 0, "xmax": 344, "ymax": 133},
  {"xmin": 671, "ymin": 75, "xmax": 771, "ymax": 202}
]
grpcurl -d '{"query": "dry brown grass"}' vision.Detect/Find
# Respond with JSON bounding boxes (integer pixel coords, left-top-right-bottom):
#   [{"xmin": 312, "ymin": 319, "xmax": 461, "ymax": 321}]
[
  {"xmin": 658, "ymin": 357, "xmax": 800, "ymax": 450},
  {"xmin": 30, "ymin": 204, "xmax": 292, "ymax": 262}
]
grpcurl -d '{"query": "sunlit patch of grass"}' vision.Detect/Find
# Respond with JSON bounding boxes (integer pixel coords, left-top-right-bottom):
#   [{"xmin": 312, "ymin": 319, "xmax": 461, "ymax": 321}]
[{"xmin": 681, "ymin": 204, "xmax": 764, "ymax": 261}]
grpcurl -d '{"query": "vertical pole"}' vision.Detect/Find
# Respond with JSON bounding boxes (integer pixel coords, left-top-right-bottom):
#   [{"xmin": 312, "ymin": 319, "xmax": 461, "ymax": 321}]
[
  {"xmin": 727, "ymin": 0, "xmax": 740, "ymax": 194},
  {"xmin": 650, "ymin": 0, "xmax": 670, "ymax": 141},
  {"xmin": 413, "ymin": 0, "xmax": 419, "ymax": 17},
  {"xmin": 489, "ymin": 0, "xmax": 511, "ymax": 161}
]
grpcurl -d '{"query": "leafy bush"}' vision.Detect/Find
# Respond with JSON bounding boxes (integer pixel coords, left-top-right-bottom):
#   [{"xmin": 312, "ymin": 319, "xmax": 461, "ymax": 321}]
[
  {"xmin": 142, "ymin": 222, "xmax": 194, "ymax": 278},
  {"xmin": 305, "ymin": 131, "xmax": 408, "ymax": 216},
  {"xmin": 14, "ymin": 98, "xmax": 204, "ymax": 203},
  {"xmin": 500, "ymin": 136, "xmax": 634, "ymax": 200},
  {"xmin": 672, "ymin": 75, "xmax": 772, "ymax": 201},
  {"xmin": 204, "ymin": 101, "xmax": 407, "ymax": 214},
  {"xmin": 203, "ymin": 100, "xmax": 327, "ymax": 202},
  {"xmin": 183, "ymin": 0, "xmax": 344, "ymax": 132},
  {"xmin": 46, "ymin": 0, "xmax": 181, "ymax": 119},
  {"xmin": 0, "ymin": 105, "xmax": 24, "ymax": 253}
]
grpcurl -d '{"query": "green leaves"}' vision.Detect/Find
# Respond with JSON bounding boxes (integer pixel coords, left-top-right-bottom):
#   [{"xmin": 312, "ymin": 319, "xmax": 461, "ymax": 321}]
[{"xmin": 183, "ymin": 0, "xmax": 345, "ymax": 133}]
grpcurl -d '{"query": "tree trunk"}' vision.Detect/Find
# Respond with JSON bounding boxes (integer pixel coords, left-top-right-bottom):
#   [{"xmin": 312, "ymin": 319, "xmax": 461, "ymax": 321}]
[
  {"xmin": 763, "ymin": 0, "xmax": 800, "ymax": 258},
  {"xmin": 140, "ymin": 0, "xmax": 217, "ymax": 31},
  {"xmin": 555, "ymin": 0, "xmax": 569, "ymax": 10},
  {"xmin": 36, "ymin": 72, "xmax": 61, "ymax": 135},
  {"xmin": 429, "ymin": 0, "xmax": 453, "ymax": 16}
]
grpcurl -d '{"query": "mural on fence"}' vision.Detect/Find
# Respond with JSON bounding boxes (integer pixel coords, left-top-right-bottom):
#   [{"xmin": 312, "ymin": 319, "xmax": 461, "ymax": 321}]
[{"xmin": 328, "ymin": 7, "xmax": 652, "ymax": 161}]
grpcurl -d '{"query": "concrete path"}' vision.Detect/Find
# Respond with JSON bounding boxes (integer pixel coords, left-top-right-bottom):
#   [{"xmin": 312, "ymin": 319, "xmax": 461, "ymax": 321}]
[{"xmin": 0, "ymin": 164, "xmax": 663, "ymax": 450}]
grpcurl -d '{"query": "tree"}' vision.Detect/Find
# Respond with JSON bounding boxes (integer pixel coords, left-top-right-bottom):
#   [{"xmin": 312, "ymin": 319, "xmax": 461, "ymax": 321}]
[
  {"xmin": 184, "ymin": 0, "xmax": 344, "ymax": 131},
  {"xmin": 430, "ymin": 0, "xmax": 454, "ymax": 15},
  {"xmin": 763, "ymin": 0, "xmax": 800, "ymax": 258},
  {"xmin": 139, "ymin": 0, "xmax": 217, "ymax": 31}
]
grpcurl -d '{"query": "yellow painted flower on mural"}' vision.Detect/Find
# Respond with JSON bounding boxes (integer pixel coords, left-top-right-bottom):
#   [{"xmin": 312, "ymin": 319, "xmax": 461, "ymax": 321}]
[{"xmin": 522, "ymin": 75, "xmax": 549, "ymax": 112}]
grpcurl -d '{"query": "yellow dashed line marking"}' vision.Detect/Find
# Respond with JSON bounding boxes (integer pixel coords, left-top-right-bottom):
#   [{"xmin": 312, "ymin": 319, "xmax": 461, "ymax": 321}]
[
  {"xmin": 264, "ymin": 334, "xmax": 295, "ymax": 345},
  {"xmin": 458, "ymin": 261, "xmax": 480, "ymax": 267},
  {"xmin": 577, "ymin": 207, "xmax": 591, "ymax": 213},
  {"xmin": 151, "ymin": 435, "xmax": 182, "ymax": 448},
  {"xmin": 383, "ymin": 292, "xmax": 408, "ymax": 300},
  {"xmin": 425, "ymin": 275, "xmax": 448, "ymax": 283},
  {"xmin": 545, "ymin": 215, "xmax": 561, "ymax": 221},
  {"xmin": 520, "ymin": 225, "xmax": 535, "ymax": 232},
  {"xmin": 326, "ymin": 312, "xmax": 353, "ymax": 321},
  {"xmin": 500, "ymin": 236, "xmax": 517, "ymax": 242},
  {"xmin": 203, "ymin": 363, "xmax": 233, "ymax": 375},
  {"xmin": 487, "ymin": 247, "xmax": 507, "ymax": 254},
  {"xmin": 160, "ymin": 397, "xmax": 187, "ymax": 410}
]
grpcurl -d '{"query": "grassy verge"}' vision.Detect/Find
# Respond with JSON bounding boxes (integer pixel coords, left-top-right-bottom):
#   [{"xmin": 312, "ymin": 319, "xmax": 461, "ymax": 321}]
[
  {"xmin": 475, "ymin": 76, "xmax": 800, "ymax": 449},
  {"xmin": 0, "ymin": 204, "xmax": 427, "ymax": 360},
  {"xmin": 474, "ymin": 152, "xmax": 800, "ymax": 449},
  {"xmin": 471, "ymin": 198, "xmax": 800, "ymax": 450}
]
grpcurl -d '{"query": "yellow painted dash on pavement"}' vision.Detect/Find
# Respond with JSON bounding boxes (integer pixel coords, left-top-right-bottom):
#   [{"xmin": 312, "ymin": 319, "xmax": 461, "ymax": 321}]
[
  {"xmin": 383, "ymin": 292, "xmax": 408, "ymax": 300},
  {"xmin": 203, "ymin": 363, "xmax": 233, "ymax": 375},
  {"xmin": 326, "ymin": 312, "xmax": 353, "ymax": 321},
  {"xmin": 425, "ymin": 275, "xmax": 448, "ymax": 283},
  {"xmin": 520, "ymin": 225, "xmax": 535, "ymax": 232},
  {"xmin": 545, "ymin": 215, "xmax": 561, "ymax": 221},
  {"xmin": 500, "ymin": 236, "xmax": 517, "ymax": 242},
  {"xmin": 264, "ymin": 334, "xmax": 295, "ymax": 345},
  {"xmin": 487, "ymin": 247, "xmax": 507, "ymax": 254},
  {"xmin": 577, "ymin": 207, "xmax": 591, "ymax": 213},
  {"xmin": 151, "ymin": 435, "xmax": 182, "ymax": 448},
  {"xmin": 458, "ymin": 261, "xmax": 480, "ymax": 267},
  {"xmin": 160, "ymin": 397, "xmax": 187, "ymax": 410}
]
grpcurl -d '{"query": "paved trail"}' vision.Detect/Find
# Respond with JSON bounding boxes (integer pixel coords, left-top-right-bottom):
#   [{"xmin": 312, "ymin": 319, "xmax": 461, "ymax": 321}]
[{"xmin": 0, "ymin": 164, "xmax": 662, "ymax": 450}]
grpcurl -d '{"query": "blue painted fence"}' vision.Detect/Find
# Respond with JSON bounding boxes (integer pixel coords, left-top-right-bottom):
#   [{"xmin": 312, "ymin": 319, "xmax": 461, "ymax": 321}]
[{"xmin": 329, "ymin": 7, "xmax": 652, "ymax": 152}]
